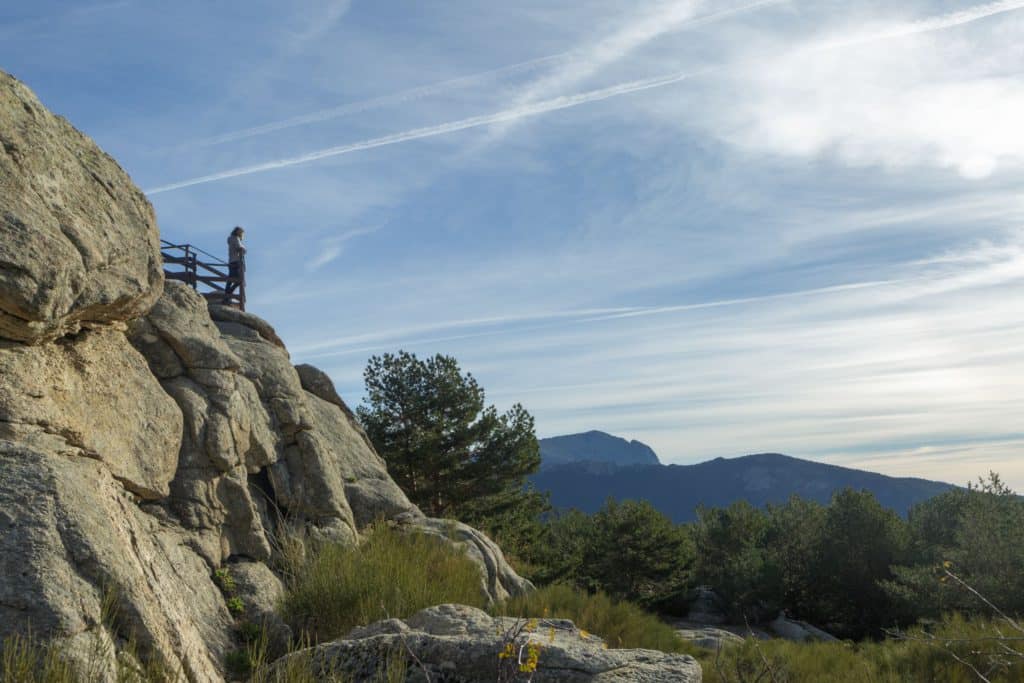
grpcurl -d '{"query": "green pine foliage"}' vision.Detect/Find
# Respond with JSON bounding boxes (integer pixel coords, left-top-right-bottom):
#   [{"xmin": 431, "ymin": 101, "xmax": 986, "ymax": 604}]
[
  {"xmin": 578, "ymin": 499, "xmax": 693, "ymax": 607},
  {"xmin": 692, "ymin": 500, "xmax": 774, "ymax": 620},
  {"xmin": 356, "ymin": 351, "xmax": 545, "ymax": 536}
]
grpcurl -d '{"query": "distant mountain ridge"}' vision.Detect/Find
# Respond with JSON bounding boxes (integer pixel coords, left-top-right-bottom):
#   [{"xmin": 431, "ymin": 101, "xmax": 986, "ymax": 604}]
[
  {"xmin": 532, "ymin": 439, "xmax": 955, "ymax": 522},
  {"xmin": 539, "ymin": 430, "xmax": 660, "ymax": 469}
]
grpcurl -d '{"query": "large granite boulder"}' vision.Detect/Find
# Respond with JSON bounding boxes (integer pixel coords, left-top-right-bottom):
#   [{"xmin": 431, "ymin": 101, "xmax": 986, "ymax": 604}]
[
  {"xmin": 0, "ymin": 71, "xmax": 535, "ymax": 682},
  {"xmin": 0, "ymin": 71, "xmax": 162, "ymax": 344},
  {"xmin": 275, "ymin": 604, "xmax": 702, "ymax": 682}
]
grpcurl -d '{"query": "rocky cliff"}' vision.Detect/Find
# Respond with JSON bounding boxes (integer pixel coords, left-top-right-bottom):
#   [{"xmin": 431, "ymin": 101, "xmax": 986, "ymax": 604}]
[
  {"xmin": 0, "ymin": 70, "xmax": 535, "ymax": 682},
  {"xmin": 0, "ymin": 70, "xmax": 702, "ymax": 683}
]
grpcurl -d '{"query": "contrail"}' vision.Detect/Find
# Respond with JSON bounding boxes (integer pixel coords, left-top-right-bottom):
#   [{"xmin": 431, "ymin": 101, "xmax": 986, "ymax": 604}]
[
  {"xmin": 145, "ymin": 0, "xmax": 1024, "ymax": 195},
  {"xmin": 176, "ymin": 52, "xmax": 572, "ymax": 150},
  {"xmin": 811, "ymin": 0, "xmax": 1024, "ymax": 51},
  {"xmin": 181, "ymin": 0, "xmax": 786, "ymax": 151},
  {"xmin": 144, "ymin": 68, "xmax": 710, "ymax": 194},
  {"xmin": 429, "ymin": 0, "xmax": 792, "ymax": 149},
  {"xmin": 294, "ymin": 278, "xmax": 906, "ymax": 360},
  {"xmin": 580, "ymin": 279, "xmax": 905, "ymax": 322}
]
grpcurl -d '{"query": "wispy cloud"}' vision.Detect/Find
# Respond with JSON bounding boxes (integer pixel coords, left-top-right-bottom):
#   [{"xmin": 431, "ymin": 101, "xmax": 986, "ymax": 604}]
[
  {"xmin": 809, "ymin": 0, "xmax": 1024, "ymax": 51},
  {"xmin": 0, "ymin": 1, "xmax": 134, "ymax": 40},
  {"xmin": 172, "ymin": 52, "xmax": 571, "ymax": 150},
  {"xmin": 144, "ymin": 67, "xmax": 708, "ymax": 194},
  {"xmin": 709, "ymin": 0, "xmax": 1024, "ymax": 178},
  {"xmin": 306, "ymin": 225, "xmax": 382, "ymax": 271},
  {"xmin": 145, "ymin": 0, "xmax": 1024, "ymax": 194},
  {"xmin": 477, "ymin": 0, "xmax": 788, "ymax": 145},
  {"xmin": 285, "ymin": 0, "xmax": 353, "ymax": 49}
]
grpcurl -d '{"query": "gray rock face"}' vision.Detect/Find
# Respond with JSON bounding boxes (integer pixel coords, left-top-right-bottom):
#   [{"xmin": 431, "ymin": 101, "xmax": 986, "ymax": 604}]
[
  {"xmin": 397, "ymin": 516, "xmax": 534, "ymax": 604},
  {"xmin": 0, "ymin": 71, "xmax": 162, "ymax": 344},
  {"xmin": 0, "ymin": 328, "xmax": 181, "ymax": 500},
  {"xmin": 0, "ymin": 71, "xmax": 535, "ymax": 682},
  {"xmin": 0, "ymin": 441, "xmax": 233, "ymax": 682},
  {"xmin": 277, "ymin": 604, "xmax": 702, "ymax": 682},
  {"xmin": 229, "ymin": 560, "xmax": 293, "ymax": 657}
]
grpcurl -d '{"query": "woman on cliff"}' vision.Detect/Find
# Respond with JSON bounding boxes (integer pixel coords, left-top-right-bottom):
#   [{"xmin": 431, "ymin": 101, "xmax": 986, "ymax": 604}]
[{"xmin": 223, "ymin": 226, "xmax": 246, "ymax": 303}]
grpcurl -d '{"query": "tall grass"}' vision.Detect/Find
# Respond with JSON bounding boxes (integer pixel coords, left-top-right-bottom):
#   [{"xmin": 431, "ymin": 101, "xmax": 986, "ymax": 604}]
[
  {"xmin": 696, "ymin": 613, "xmax": 1024, "ymax": 683},
  {"xmin": 0, "ymin": 633, "xmax": 77, "ymax": 683},
  {"xmin": 281, "ymin": 524, "xmax": 487, "ymax": 643},
  {"xmin": 493, "ymin": 583, "xmax": 689, "ymax": 653}
]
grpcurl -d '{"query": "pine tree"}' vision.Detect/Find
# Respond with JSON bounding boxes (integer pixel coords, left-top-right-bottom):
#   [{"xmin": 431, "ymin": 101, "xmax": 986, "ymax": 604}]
[{"xmin": 356, "ymin": 351, "xmax": 543, "ymax": 534}]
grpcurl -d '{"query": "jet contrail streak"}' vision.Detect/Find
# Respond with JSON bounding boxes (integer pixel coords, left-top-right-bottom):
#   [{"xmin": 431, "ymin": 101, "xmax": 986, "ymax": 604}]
[
  {"xmin": 178, "ymin": 52, "xmax": 572, "ymax": 150},
  {"xmin": 183, "ymin": 0, "xmax": 788, "ymax": 151},
  {"xmin": 145, "ymin": 0, "xmax": 1024, "ymax": 195},
  {"xmin": 144, "ymin": 68, "xmax": 710, "ymax": 194},
  {"xmin": 812, "ymin": 0, "xmax": 1024, "ymax": 51}
]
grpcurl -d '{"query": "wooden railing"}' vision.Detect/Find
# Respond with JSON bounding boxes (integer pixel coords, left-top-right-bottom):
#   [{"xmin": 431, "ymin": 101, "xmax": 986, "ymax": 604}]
[{"xmin": 160, "ymin": 240, "xmax": 245, "ymax": 311}]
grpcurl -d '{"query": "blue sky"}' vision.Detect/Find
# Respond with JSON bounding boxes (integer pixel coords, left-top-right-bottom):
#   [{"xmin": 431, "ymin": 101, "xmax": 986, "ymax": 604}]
[{"xmin": 4, "ymin": 0, "xmax": 1024, "ymax": 488}]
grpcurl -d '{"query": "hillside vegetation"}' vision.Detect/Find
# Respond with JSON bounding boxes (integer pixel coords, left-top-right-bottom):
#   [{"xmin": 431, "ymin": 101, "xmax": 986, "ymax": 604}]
[{"xmin": 503, "ymin": 473, "xmax": 1024, "ymax": 642}]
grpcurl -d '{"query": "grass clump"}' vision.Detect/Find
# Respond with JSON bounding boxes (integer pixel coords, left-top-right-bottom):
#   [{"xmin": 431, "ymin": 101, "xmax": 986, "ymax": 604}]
[
  {"xmin": 694, "ymin": 613, "xmax": 1024, "ymax": 683},
  {"xmin": 0, "ymin": 633, "xmax": 77, "ymax": 683},
  {"xmin": 282, "ymin": 524, "xmax": 486, "ymax": 643},
  {"xmin": 493, "ymin": 582, "xmax": 689, "ymax": 653}
]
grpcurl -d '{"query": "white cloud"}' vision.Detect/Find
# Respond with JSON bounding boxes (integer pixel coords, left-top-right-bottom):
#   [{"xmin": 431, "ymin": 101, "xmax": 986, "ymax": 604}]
[
  {"xmin": 709, "ymin": 3, "xmax": 1024, "ymax": 178},
  {"xmin": 305, "ymin": 225, "xmax": 382, "ymax": 271}
]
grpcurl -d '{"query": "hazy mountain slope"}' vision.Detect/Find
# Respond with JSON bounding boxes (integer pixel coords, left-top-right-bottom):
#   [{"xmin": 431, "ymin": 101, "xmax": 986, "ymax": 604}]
[
  {"xmin": 531, "ymin": 452, "xmax": 954, "ymax": 522},
  {"xmin": 539, "ymin": 430, "xmax": 661, "ymax": 469}
]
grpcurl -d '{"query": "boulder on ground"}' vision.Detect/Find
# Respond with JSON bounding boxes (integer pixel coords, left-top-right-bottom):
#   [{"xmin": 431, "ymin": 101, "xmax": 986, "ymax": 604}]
[
  {"xmin": 768, "ymin": 613, "xmax": 838, "ymax": 642},
  {"xmin": 275, "ymin": 604, "xmax": 702, "ymax": 682},
  {"xmin": 674, "ymin": 625, "xmax": 745, "ymax": 650},
  {"xmin": 0, "ymin": 70, "xmax": 163, "ymax": 344}
]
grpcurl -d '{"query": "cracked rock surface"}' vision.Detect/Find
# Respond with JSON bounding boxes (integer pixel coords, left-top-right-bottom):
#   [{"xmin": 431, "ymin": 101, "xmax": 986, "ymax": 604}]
[
  {"xmin": 0, "ymin": 71, "xmax": 162, "ymax": 344},
  {"xmin": 277, "ymin": 604, "xmax": 702, "ymax": 682},
  {"xmin": 0, "ymin": 68, "xmax": 560, "ymax": 682}
]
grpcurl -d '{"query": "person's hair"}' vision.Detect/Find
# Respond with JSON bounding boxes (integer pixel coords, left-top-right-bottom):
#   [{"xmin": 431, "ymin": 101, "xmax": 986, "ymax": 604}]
[{"xmin": 231, "ymin": 226, "xmax": 244, "ymax": 237}]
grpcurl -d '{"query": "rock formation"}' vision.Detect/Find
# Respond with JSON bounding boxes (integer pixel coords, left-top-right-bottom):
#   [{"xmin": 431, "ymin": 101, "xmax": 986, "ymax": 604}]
[
  {"xmin": 275, "ymin": 604, "xmax": 702, "ymax": 682},
  {"xmin": 0, "ymin": 72, "xmax": 162, "ymax": 344},
  {"xmin": 0, "ymin": 70, "xmax": 541, "ymax": 682}
]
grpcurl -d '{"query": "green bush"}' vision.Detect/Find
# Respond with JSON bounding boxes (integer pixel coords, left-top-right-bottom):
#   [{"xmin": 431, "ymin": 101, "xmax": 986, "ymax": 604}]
[
  {"xmin": 282, "ymin": 524, "xmax": 487, "ymax": 643},
  {"xmin": 493, "ymin": 583, "xmax": 688, "ymax": 653}
]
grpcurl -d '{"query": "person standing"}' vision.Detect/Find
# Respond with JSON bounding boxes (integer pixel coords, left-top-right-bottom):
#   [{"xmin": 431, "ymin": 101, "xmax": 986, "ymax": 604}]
[{"xmin": 224, "ymin": 226, "xmax": 246, "ymax": 303}]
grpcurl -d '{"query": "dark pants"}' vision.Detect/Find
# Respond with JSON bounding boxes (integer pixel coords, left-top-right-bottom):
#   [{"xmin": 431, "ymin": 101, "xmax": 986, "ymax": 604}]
[{"xmin": 224, "ymin": 261, "xmax": 242, "ymax": 298}]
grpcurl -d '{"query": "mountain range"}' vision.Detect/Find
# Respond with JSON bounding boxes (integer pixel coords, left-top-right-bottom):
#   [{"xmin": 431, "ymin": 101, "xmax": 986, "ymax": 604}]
[{"xmin": 535, "ymin": 431, "xmax": 954, "ymax": 522}]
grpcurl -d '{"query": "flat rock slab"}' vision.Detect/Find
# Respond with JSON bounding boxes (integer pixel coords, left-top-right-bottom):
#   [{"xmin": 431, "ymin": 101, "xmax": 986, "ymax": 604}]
[{"xmin": 276, "ymin": 604, "xmax": 702, "ymax": 682}]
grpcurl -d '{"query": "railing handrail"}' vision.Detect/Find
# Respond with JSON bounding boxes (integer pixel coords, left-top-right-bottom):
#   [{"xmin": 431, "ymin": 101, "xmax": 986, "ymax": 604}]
[
  {"xmin": 160, "ymin": 238, "xmax": 245, "ymax": 311},
  {"xmin": 160, "ymin": 239, "xmax": 228, "ymax": 267}
]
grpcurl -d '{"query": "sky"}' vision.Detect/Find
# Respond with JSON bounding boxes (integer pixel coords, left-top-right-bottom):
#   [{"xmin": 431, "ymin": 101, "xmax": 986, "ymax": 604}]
[{"xmin": 3, "ymin": 0, "xmax": 1023, "ymax": 489}]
